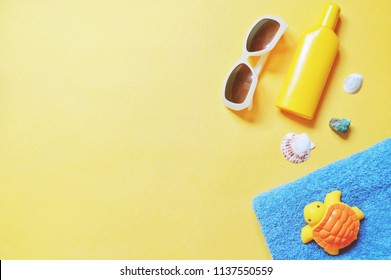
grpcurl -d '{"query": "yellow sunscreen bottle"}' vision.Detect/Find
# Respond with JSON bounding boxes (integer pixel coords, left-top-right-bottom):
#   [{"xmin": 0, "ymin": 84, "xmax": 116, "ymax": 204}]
[{"xmin": 276, "ymin": 3, "xmax": 340, "ymax": 120}]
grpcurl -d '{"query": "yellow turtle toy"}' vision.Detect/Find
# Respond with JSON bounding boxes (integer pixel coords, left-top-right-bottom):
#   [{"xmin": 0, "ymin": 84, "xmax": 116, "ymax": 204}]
[{"xmin": 301, "ymin": 190, "xmax": 364, "ymax": 255}]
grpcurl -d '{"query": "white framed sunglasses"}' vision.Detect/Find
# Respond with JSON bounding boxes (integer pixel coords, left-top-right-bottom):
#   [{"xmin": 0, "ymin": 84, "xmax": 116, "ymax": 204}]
[{"xmin": 222, "ymin": 15, "xmax": 287, "ymax": 111}]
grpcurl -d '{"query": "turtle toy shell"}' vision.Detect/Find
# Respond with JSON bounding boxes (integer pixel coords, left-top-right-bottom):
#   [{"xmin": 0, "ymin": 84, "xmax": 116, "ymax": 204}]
[{"xmin": 301, "ymin": 190, "xmax": 365, "ymax": 255}]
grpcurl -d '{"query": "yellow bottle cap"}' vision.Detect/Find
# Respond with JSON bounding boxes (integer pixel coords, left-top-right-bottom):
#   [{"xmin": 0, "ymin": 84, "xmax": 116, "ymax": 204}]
[{"xmin": 319, "ymin": 3, "xmax": 340, "ymax": 30}]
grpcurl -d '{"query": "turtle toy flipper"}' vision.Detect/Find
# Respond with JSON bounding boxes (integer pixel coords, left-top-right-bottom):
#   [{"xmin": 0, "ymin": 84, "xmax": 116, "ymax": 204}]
[
  {"xmin": 352, "ymin": 206, "xmax": 365, "ymax": 220},
  {"xmin": 301, "ymin": 190, "xmax": 364, "ymax": 255},
  {"xmin": 301, "ymin": 225, "xmax": 313, "ymax": 243},
  {"xmin": 324, "ymin": 190, "xmax": 341, "ymax": 207}
]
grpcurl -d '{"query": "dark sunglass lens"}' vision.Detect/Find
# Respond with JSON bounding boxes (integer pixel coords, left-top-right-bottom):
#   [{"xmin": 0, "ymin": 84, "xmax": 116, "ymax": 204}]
[
  {"xmin": 247, "ymin": 19, "xmax": 280, "ymax": 52},
  {"xmin": 225, "ymin": 64, "xmax": 253, "ymax": 104}
]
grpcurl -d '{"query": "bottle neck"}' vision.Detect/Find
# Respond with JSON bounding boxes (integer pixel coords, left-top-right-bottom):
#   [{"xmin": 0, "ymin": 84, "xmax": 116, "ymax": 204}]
[{"xmin": 319, "ymin": 3, "xmax": 340, "ymax": 30}]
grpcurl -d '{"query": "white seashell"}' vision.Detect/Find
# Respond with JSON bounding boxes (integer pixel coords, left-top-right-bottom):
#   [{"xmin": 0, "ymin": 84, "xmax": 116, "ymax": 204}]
[
  {"xmin": 281, "ymin": 133, "xmax": 315, "ymax": 163},
  {"xmin": 343, "ymin": 73, "xmax": 363, "ymax": 94}
]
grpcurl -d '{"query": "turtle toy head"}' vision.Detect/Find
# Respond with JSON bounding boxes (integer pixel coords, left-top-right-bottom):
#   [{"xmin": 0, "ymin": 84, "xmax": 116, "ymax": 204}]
[{"xmin": 304, "ymin": 201, "xmax": 326, "ymax": 227}]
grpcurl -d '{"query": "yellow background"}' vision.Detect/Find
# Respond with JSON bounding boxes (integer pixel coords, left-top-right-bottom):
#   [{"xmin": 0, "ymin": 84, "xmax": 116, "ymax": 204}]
[{"xmin": 0, "ymin": 0, "xmax": 390, "ymax": 259}]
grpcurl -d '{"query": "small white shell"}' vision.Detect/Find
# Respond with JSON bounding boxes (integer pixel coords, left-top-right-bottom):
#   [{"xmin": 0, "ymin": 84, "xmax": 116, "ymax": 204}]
[
  {"xmin": 343, "ymin": 73, "xmax": 363, "ymax": 94},
  {"xmin": 281, "ymin": 133, "xmax": 315, "ymax": 163}
]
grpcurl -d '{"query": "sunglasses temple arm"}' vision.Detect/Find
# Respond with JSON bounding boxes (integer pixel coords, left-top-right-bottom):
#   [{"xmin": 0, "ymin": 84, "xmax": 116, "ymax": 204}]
[
  {"xmin": 246, "ymin": 52, "xmax": 269, "ymax": 111},
  {"xmin": 248, "ymin": 101, "xmax": 253, "ymax": 111},
  {"xmin": 253, "ymin": 52, "xmax": 270, "ymax": 77}
]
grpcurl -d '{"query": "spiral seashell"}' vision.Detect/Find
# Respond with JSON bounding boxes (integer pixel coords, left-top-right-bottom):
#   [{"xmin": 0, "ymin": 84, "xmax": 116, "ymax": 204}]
[
  {"xmin": 343, "ymin": 73, "xmax": 363, "ymax": 94},
  {"xmin": 281, "ymin": 133, "xmax": 315, "ymax": 163}
]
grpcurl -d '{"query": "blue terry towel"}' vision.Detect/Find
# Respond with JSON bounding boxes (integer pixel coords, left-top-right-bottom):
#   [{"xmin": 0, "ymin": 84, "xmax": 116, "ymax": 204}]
[{"xmin": 253, "ymin": 138, "xmax": 391, "ymax": 259}]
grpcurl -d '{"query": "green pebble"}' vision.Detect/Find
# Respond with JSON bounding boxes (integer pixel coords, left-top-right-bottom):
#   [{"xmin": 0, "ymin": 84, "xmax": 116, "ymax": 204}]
[{"xmin": 329, "ymin": 118, "xmax": 351, "ymax": 134}]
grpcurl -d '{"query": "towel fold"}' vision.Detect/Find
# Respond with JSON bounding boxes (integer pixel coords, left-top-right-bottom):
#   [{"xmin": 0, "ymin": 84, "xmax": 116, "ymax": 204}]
[{"xmin": 253, "ymin": 138, "xmax": 391, "ymax": 259}]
